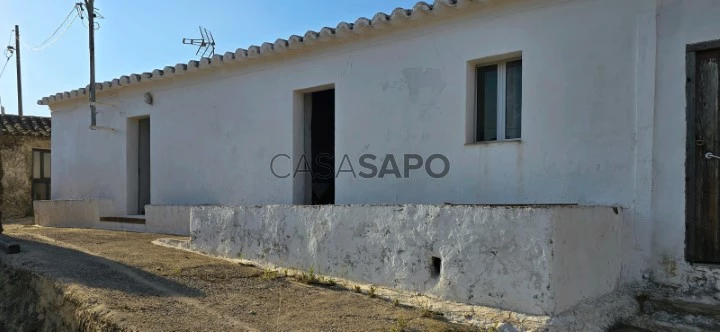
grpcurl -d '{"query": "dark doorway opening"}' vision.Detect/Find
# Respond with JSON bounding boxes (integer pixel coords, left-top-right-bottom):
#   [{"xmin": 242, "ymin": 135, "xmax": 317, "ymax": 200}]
[
  {"xmin": 138, "ymin": 117, "xmax": 151, "ymax": 214},
  {"xmin": 309, "ymin": 89, "xmax": 335, "ymax": 205}
]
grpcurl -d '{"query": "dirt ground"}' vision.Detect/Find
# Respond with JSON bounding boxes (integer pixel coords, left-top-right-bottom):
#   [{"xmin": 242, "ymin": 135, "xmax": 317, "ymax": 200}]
[{"xmin": 1, "ymin": 224, "xmax": 481, "ymax": 332}]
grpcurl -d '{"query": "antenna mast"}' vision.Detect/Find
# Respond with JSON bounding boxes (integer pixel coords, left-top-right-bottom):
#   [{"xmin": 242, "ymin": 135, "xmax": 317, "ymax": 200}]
[{"xmin": 182, "ymin": 26, "xmax": 216, "ymax": 58}]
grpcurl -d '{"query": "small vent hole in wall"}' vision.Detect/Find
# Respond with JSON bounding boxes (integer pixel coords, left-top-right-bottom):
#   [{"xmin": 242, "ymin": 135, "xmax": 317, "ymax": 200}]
[{"xmin": 430, "ymin": 256, "xmax": 441, "ymax": 279}]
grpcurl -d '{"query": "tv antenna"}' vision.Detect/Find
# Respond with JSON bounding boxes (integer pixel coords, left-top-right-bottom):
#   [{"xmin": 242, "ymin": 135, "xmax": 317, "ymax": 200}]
[{"xmin": 182, "ymin": 26, "xmax": 215, "ymax": 58}]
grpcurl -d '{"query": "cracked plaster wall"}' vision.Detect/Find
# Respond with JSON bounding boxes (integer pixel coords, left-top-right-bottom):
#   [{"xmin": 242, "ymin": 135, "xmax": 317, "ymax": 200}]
[{"xmin": 190, "ymin": 204, "xmax": 622, "ymax": 316}]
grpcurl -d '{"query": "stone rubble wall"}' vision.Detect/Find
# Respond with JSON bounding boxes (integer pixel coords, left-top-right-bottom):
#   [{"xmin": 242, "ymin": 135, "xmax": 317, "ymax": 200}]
[{"xmin": 0, "ymin": 136, "xmax": 50, "ymax": 219}]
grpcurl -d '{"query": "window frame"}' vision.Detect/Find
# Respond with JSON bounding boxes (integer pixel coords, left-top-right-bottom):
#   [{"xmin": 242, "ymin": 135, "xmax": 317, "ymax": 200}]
[
  {"xmin": 31, "ymin": 149, "xmax": 51, "ymax": 201},
  {"xmin": 32, "ymin": 149, "xmax": 51, "ymax": 180},
  {"xmin": 472, "ymin": 57, "xmax": 523, "ymax": 144}
]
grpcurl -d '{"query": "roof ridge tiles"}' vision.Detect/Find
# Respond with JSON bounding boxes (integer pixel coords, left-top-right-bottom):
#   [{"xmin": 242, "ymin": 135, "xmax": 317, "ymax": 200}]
[{"xmin": 38, "ymin": 0, "xmax": 487, "ymax": 106}]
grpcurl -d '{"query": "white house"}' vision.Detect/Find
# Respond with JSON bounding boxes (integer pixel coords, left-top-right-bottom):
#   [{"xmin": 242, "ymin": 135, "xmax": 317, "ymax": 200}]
[{"xmin": 34, "ymin": 0, "xmax": 720, "ymax": 324}]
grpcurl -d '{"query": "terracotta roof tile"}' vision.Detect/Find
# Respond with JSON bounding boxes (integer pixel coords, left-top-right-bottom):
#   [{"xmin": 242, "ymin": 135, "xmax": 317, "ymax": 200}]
[{"xmin": 0, "ymin": 114, "xmax": 51, "ymax": 137}]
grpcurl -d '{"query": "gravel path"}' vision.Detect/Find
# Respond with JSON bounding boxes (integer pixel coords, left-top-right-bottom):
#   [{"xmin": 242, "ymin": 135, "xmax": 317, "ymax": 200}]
[{"xmin": 0, "ymin": 224, "xmax": 477, "ymax": 332}]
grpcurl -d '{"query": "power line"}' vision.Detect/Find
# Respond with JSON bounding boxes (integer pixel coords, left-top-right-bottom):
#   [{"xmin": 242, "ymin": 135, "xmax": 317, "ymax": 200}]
[
  {"xmin": 27, "ymin": 13, "xmax": 79, "ymax": 51},
  {"xmin": 14, "ymin": 4, "xmax": 84, "ymax": 52},
  {"xmin": 0, "ymin": 32, "xmax": 13, "ymax": 113},
  {"xmin": 0, "ymin": 43, "xmax": 13, "ymax": 81},
  {"xmin": 33, "ymin": 6, "xmax": 78, "ymax": 48},
  {"xmin": 0, "ymin": 56, "xmax": 11, "ymax": 81}
]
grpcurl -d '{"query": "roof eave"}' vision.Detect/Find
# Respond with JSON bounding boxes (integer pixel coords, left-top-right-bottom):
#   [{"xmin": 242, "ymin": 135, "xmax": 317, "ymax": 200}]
[{"xmin": 38, "ymin": 0, "xmax": 499, "ymax": 107}]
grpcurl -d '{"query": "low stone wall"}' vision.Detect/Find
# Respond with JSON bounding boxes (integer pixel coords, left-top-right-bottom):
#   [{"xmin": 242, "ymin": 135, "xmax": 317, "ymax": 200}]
[{"xmin": 189, "ymin": 204, "xmax": 623, "ymax": 315}]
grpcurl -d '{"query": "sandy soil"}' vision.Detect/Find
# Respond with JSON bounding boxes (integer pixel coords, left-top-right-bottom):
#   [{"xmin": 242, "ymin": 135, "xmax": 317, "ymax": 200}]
[{"xmin": 0, "ymin": 224, "xmax": 481, "ymax": 332}]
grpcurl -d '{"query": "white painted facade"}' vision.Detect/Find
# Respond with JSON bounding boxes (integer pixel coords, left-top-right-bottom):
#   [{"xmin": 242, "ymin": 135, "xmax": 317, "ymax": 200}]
[
  {"xmin": 652, "ymin": 0, "xmax": 720, "ymax": 291},
  {"xmin": 36, "ymin": 0, "xmax": 720, "ymax": 317}
]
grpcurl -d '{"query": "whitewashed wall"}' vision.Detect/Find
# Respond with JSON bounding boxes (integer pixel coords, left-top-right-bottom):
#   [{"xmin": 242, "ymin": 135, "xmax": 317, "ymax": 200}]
[
  {"xmin": 190, "ymin": 204, "xmax": 623, "ymax": 315},
  {"xmin": 49, "ymin": 0, "xmax": 665, "ymax": 283},
  {"xmin": 652, "ymin": 0, "xmax": 720, "ymax": 290}
]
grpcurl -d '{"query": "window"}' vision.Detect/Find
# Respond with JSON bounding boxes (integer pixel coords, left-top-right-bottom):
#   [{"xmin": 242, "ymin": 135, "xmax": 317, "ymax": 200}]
[
  {"xmin": 32, "ymin": 149, "xmax": 51, "ymax": 200},
  {"xmin": 474, "ymin": 58, "xmax": 522, "ymax": 142}
]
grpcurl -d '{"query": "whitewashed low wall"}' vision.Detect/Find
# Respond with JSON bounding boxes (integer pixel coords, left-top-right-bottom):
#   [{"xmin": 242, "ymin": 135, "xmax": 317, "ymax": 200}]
[
  {"xmin": 190, "ymin": 204, "xmax": 623, "ymax": 315},
  {"xmin": 34, "ymin": 199, "xmax": 115, "ymax": 229},
  {"xmin": 33, "ymin": 201, "xmax": 189, "ymax": 235},
  {"xmin": 145, "ymin": 205, "xmax": 191, "ymax": 236}
]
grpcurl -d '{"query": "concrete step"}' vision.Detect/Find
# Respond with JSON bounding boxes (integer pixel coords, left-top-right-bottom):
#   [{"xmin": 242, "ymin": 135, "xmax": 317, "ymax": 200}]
[
  {"xmin": 99, "ymin": 215, "xmax": 146, "ymax": 224},
  {"xmin": 615, "ymin": 292, "xmax": 720, "ymax": 331},
  {"xmin": 643, "ymin": 294, "xmax": 720, "ymax": 318},
  {"xmin": 617, "ymin": 316, "xmax": 709, "ymax": 332}
]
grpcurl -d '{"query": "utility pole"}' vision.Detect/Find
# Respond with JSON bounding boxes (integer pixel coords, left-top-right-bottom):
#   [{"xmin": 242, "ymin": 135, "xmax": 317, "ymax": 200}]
[
  {"xmin": 86, "ymin": 0, "xmax": 97, "ymax": 127},
  {"xmin": 14, "ymin": 25, "xmax": 22, "ymax": 117}
]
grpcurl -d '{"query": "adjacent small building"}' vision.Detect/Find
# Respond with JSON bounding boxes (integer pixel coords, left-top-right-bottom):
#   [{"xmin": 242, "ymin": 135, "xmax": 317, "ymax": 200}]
[{"xmin": 0, "ymin": 114, "xmax": 51, "ymax": 219}]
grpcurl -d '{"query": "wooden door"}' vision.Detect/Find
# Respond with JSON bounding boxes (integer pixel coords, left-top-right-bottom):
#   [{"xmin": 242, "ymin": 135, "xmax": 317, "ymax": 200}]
[{"xmin": 687, "ymin": 42, "xmax": 720, "ymax": 263}]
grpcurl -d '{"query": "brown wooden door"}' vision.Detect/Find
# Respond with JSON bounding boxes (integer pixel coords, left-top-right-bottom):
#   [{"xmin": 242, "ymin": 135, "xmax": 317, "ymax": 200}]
[{"xmin": 687, "ymin": 45, "xmax": 720, "ymax": 263}]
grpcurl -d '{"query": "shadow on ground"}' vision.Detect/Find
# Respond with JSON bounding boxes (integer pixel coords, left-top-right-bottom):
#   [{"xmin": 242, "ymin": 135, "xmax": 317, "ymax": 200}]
[{"xmin": 0, "ymin": 234, "xmax": 204, "ymax": 298}]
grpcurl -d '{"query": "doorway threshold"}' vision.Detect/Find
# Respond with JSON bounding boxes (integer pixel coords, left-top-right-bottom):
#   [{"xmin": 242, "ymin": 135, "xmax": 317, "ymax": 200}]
[{"xmin": 99, "ymin": 215, "xmax": 146, "ymax": 224}]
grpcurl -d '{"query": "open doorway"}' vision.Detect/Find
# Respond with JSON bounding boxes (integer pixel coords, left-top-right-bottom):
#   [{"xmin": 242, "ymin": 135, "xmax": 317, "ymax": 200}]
[
  {"xmin": 137, "ymin": 117, "xmax": 151, "ymax": 214},
  {"xmin": 125, "ymin": 116, "xmax": 150, "ymax": 215},
  {"xmin": 296, "ymin": 88, "xmax": 335, "ymax": 205},
  {"xmin": 126, "ymin": 116, "xmax": 150, "ymax": 216},
  {"xmin": 309, "ymin": 89, "xmax": 335, "ymax": 204}
]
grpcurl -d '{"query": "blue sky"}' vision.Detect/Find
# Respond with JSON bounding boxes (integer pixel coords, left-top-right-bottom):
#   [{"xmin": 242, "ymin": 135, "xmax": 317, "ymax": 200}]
[{"xmin": 0, "ymin": 0, "xmax": 419, "ymax": 116}]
